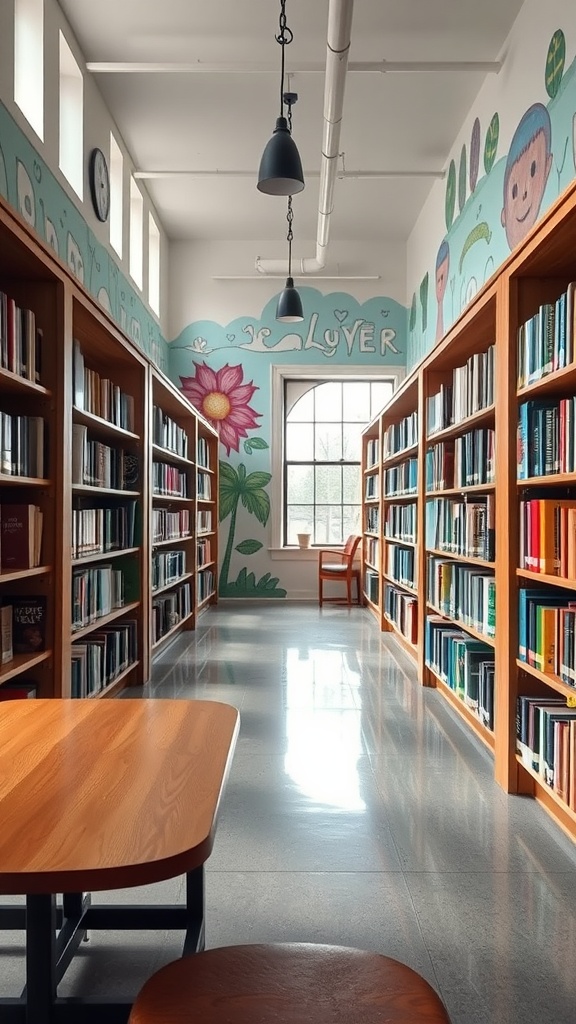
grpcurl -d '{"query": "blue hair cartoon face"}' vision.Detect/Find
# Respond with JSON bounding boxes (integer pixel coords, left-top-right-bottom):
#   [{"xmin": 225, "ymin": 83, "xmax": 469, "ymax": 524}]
[{"xmin": 501, "ymin": 102, "xmax": 552, "ymax": 251}]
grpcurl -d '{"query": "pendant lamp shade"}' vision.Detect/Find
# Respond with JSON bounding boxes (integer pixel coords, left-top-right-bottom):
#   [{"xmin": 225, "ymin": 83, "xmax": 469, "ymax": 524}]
[
  {"xmin": 257, "ymin": 117, "xmax": 305, "ymax": 196},
  {"xmin": 276, "ymin": 276, "xmax": 304, "ymax": 322}
]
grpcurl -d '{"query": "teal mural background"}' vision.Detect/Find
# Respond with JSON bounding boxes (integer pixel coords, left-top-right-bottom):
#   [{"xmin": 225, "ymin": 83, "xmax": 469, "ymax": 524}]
[
  {"xmin": 408, "ymin": 28, "xmax": 576, "ymax": 368},
  {"xmin": 0, "ymin": 101, "xmax": 168, "ymax": 371},
  {"xmin": 168, "ymin": 290, "xmax": 406, "ymax": 598}
]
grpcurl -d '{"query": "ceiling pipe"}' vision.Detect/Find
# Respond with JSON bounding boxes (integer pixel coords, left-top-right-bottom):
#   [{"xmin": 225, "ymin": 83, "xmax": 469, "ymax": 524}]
[
  {"xmin": 134, "ymin": 169, "xmax": 444, "ymax": 179},
  {"xmin": 87, "ymin": 60, "xmax": 501, "ymax": 75},
  {"xmin": 256, "ymin": 0, "xmax": 355, "ymax": 278}
]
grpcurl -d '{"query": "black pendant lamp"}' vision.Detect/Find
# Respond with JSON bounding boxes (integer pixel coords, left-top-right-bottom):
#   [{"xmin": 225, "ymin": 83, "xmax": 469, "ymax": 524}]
[
  {"xmin": 276, "ymin": 195, "xmax": 304, "ymax": 323},
  {"xmin": 257, "ymin": 0, "xmax": 305, "ymax": 196}
]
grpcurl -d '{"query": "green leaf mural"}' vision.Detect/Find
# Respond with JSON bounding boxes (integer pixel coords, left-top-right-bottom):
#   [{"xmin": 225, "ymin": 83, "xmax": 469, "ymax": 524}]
[
  {"xmin": 420, "ymin": 273, "xmax": 429, "ymax": 333},
  {"xmin": 546, "ymin": 30, "xmax": 565, "ymax": 99},
  {"xmin": 469, "ymin": 118, "xmax": 480, "ymax": 192},
  {"xmin": 218, "ymin": 460, "xmax": 284, "ymax": 597},
  {"xmin": 484, "ymin": 113, "xmax": 499, "ymax": 174},
  {"xmin": 458, "ymin": 145, "xmax": 467, "ymax": 213},
  {"xmin": 235, "ymin": 539, "xmax": 263, "ymax": 555},
  {"xmin": 225, "ymin": 568, "xmax": 286, "ymax": 599},
  {"xmin": 445, "ymin": 160, "xmax": 456, "ymax": 230},
  {"xmin": 244, "ymin": 436, "xmax": 269, "ymax": 454},
  {"xmin": 409, "ymin": 293, "xmax": 417, "ymax": 332}
]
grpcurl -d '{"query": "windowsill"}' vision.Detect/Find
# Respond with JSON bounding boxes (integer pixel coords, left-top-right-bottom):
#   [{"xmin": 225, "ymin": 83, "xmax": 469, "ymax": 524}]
[{"xmin": 269, "ymin": 547, "xmax": 343, "ymax": 560}]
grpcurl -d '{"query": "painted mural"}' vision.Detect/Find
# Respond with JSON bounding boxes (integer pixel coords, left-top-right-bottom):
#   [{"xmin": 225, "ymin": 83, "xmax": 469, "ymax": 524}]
[
  {"xmin": 408, "ymin": 27, "xmax": 576, "ymax": 368},
  {"xmin": 0, "ymin": 102, "xmax": 168, "ymax": 370},
  {"xmin": 169, "ymin": 291, "xmax": 406, "ymax": 598}
]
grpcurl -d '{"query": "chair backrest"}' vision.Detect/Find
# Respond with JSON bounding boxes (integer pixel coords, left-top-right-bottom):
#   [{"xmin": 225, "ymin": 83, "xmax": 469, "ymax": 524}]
[{"xmin": 342, "ymin": 535, "xmax": 362, "ymax": 563}]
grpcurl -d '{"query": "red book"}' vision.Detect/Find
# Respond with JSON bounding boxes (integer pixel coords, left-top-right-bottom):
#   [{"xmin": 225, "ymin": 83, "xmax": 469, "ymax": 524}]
[{"xmin": 0, "ymin": 504, "xmax": 41, "ymax": 570}]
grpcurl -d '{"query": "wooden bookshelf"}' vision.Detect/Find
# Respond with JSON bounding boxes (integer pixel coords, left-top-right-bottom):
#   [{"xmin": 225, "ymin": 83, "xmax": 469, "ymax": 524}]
[
  {"xmin": 0, "ymin": 194, "xmax": 219, "ymax": 699},
  {"xmin": 362, "ymin": 177, "xmax": 576, "ymax": 846}
]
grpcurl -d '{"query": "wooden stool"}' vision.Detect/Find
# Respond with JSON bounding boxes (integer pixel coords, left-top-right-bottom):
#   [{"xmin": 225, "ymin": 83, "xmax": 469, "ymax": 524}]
[{"xmin": 128, "ymin": 942, "xmax": 452, "ymax": 1023}]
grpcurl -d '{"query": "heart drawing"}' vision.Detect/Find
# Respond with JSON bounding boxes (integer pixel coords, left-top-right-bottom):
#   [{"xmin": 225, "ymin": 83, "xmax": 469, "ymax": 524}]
[{"xmin": 334, "ymin": 309, "xmax": 348, "ymax": 323}]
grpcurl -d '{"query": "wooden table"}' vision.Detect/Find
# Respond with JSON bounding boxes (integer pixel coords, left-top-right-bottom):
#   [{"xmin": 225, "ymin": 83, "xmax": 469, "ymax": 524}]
[{"xmin": 0, "ymin": 698, "xmax": 239, "ymax": 1024}]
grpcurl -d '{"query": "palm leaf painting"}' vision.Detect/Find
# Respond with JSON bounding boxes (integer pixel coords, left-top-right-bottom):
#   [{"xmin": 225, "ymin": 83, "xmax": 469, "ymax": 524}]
[
  {"xmin": 458, "ymin": 145, "xmax": 467, "ymax": 213},
  {"xmin": 469, "ymin": 118, "xmax": 480, "ymax": 192},
  {"xmin": 484, "ymin": 113, "xmax": 499, "ymax": 175},
  {"xmin": 219, "ymin": 461, "xmax": 286, "ymax": 597},
  {"xmin": 546, "ymin": 30, "xmax": 565, "ymax": 99},
  {"xmin": 445, "ymin": 160, "xmax": 456, "ymax": 230}
]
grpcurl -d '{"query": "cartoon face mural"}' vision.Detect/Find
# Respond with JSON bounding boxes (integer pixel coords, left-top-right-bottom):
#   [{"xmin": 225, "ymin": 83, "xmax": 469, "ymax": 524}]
[{"xmin": 501, "ymin": 102, "xmax": 553, "ymax": 251}]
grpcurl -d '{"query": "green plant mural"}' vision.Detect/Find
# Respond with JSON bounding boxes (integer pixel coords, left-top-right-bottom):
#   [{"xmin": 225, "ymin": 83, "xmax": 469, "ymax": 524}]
[
  {"xmin": 219, "ymin": 462, "xmax": 286, "ymax": 598},
  {"xmin": 420, "ymin": 273, "xmax": 429, "ymax": 333},
  {"xmin": 484, "ymin": 113, "xmax": 499, "ymax": 174},
  {"xmin": 409, "ymin": 293, "xmax": 417, "ymax": 332},
  {"xmin": 445, "ymin": 160, "xmax": 456, "ymax": 230},
  {"xmin": 244, "ymin": 436, "xmax": 269, "ymax": 455},
  {"xmin": 546, "ymin": 30, "xmax": 566, "ymax": 99},
  {"xmin": 469, "ymin": 118, "xmax": 480, "ymax": 192},
  {"xmin": 458, "ymin": 145, "xmax": 467, "ymax": 213}
]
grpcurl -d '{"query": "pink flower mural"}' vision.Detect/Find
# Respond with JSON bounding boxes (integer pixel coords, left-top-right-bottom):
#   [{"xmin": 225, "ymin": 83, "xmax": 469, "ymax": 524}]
[{"xmin": 180, "ymin": 361, "xmax": 261, "ymax": 455}]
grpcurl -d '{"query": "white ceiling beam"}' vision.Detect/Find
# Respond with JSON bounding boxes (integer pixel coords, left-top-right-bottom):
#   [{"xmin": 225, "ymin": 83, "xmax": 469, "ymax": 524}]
[{"xmin": 86, "ymin": 60, "xmax": 501, "ymax": 75}]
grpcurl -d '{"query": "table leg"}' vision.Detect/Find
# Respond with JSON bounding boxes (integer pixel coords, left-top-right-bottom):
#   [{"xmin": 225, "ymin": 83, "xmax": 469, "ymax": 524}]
[
  {"xmin": 183, "ymin": 864, "xmax": 205, "ymax": 955},
  {"xmin": 25, "ymin": 894, "xmax": 56, "ymax": 1024}
]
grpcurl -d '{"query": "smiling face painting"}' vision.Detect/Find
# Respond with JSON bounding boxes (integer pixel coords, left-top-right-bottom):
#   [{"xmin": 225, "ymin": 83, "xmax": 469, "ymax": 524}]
[{"xmin": 501, "ymin": 102, "xmax": 553, "ymax": 251}]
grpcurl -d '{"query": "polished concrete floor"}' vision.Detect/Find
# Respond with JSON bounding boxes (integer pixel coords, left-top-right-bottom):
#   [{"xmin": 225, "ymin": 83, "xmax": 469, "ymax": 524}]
[{"xmin": 2, "ymin": 602, "xmax": 576, "ymax": 1021}]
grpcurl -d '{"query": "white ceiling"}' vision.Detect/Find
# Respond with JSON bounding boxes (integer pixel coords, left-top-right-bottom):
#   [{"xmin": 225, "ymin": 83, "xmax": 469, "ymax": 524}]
[{"xmin": 58, "ymin": 0, "xmax": 525, "ymax": 246}]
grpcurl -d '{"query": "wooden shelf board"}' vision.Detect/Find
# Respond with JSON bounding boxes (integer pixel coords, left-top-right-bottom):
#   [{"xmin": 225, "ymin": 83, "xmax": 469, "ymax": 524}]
[
  {"xmin": 382, "ymin": 573, "xmax": 418, "ymax": 596},
  {"xmin": 90, "ymin": 660, "xmax": 140, "ymax": 699},
  {"xmin": 385, "ymin": 536, "xmax": 416, "ymax": 547},
  {"xmin": 382, "ymin": 616, "xmax": 418, "ymax": 658},
  {"xmin": 152, "ymin": 572, "xmax": 193, "ymax": 597},
  {"xmin": 516, "ymin": 568, "xmax": 576, "ymax": 587},
  {"xmin": 516, "ymin": 757, "xmax": 576, "ymax": 831},
  {"xmin": 73, "ymin": 407, "xmax": 139, "ymax": 441},
  {"xmin": 364, "ymin": 497, "xmax": 380, "ymax": 505},
  {"xmin": 197, "ymin": 464, "xmax": 215, "ymax": 475},
  {"xmin": 426, "ymin": 602, "xmax": 495, "ymax": 646},
  {"xmin": 71, "ymin": 601, "xmax": 140, "ymax": 641},
  {"xmin": 152, "ymin": 494, "xmax": 194, "ymax": 504},
  {"xmin": 72, "ymin": 547, "xmax": 140, "ymax": 566},
  {"xmin": 72, "ymin": 484, "xmax": 140, "ymax": 497},
  {"xmin": 152, "ymin": 610, "xmax": 195, "ymax": 651},
  {"xmin": 381, "ymin": 493, "xmax": 417, "ymax": 503},
  {"xmin": 152, "ymin": 535, "xmax": 193, "ymax": 547},
  {"xmin": 515, "ymin": 658, "xmax": 576, "ymax": 697},
  {"xmin": 152, "ymin": 443, "xmax": 194, "ymax": 468},
  {"xmin": 364, "ymin": 464, "xmax": 379, "ymax": 475},
  {"xmin": 426, "ymin": 547, "xmax": 495, "ymax": 568},
  {"xmin": 198, "ymin": 561, "xmax": 216, "ymax": 571},
  {"xmin": 430, "ymin": 670, "xmax": 495, "ymax": 751},
  {"xmin": 364, "ymin": 531, "xmax": 380, "ymax": 538},
  {"xmin": 517, "ymin": 362, "xmax": 576, "ymax": 399},
  {"xmin": 197, "ymin": 593, "xmax": 216, "ymax": 611},
  {"xmin": 0, "ymin": 475, "xmax": 50, "ymax": 487},
  {"xmin": 197, "ymin": 497, "xmax": 215, "ymax": 505},
  {"xmin": 0, "ymin": 565, "xmax": 51, "ymax": 582},
  {"xmin": 197, "ymin": 530, "xmax": 215, "ymax": 537},
  {"xmin": 426, "ymin": 404, "xmax": 495, "ymax": 443},
  {"xmin": 363, "ymin": 559, "xmax": 379, "ymax": 573},
  {"xmin": 517, "ymin": 473, "xmax": 576, "ymax": 486},
  {"xmin": 0, "ymin": 650, "xmax": 51, "ymax": 684},
  {"xmin": 0, "ymin": 369, "xmax": 51, "ymax": 397},
  {"xmin": 382, "ymin": 441, "xmax": 419, "ymax": 467},
  {"xmin": 425, "ymin": 483, "xmax": 495, "ymax": 496}
]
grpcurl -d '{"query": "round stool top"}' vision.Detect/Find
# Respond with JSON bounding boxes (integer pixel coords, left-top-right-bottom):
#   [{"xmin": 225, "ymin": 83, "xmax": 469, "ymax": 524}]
[{"xmin": 129, "ymin": 942, "xmax": 451, "ymax": 1023}]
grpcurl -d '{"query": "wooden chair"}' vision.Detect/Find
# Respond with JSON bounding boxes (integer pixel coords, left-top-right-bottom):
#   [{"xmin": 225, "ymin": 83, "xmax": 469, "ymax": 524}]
[
  {"xmin": 128, "ymin": 942, "xmax": 453, "ymax": 1023},
  {"xmin": 318, "ymin": 534, "xmax": 362, "ymax": 606}
]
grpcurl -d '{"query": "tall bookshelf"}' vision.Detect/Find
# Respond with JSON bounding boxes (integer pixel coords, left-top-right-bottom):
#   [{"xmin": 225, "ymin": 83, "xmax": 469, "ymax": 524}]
[
  {"xmin": 195, "ymin": 418, "xmax": 219, "ymax": 615},
  {"xmin": 362, "ymin": 178, "xmax": 576, "ymax": 846},
  {"xmin": 0, "ymin": 194, "xmax": 218, "ymax": 699}
]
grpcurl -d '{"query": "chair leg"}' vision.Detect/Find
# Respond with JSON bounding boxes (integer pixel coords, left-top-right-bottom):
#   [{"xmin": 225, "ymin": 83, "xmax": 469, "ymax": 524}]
[
  {"xmin": 346, "ymin": 576, "xmax": 352, "ymax": 605},
  {"xmin": 319, "ymin": 578, "xmax": 323, "ymax": 607}
]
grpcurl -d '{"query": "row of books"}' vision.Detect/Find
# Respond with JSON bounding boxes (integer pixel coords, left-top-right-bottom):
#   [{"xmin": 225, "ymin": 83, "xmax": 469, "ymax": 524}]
[
  {"xmin": 0, "ymin": 293, "xmax": 42, "ymax": 383},
  {"xmin": 365, "ymin": 536, "xmax": 379, "ymax": 567},
  {"xmin": 0, "ymin": 681, "xmax": 37, "ymax": 700},
  {"xmin": 197, "ymin": 510, "xmax": 213, "ymax": 534},
  {"xmin": 0, "ymin": 596, "xmax": 47, "ymax": 664},
  {"xmin": 197, "ymin": 537, "xmax": 212, "ymax": 567},
  {"xmin": 197, "ymin": 568, "xmax": 215, "ymax": 603},
  {"xmin": 365, "ymin": 506, "xmax": 379, "ymax": 534},
  {"xmin": 152, "ymin": 507, "xmax": 191, "ymax": 543},
  {"xmin": 384, "ymin": 502, "xmax": 416, "ymax": 544},
  {"xmin": 516, "ymin": 695, "xmax": 576, "ymax": 803},
  {"xmin": 152, "ymin": 549, "xmax": 187, "ymax": 591},
  {"xmin": 517, "ymin": 285, "xmax": 576, "ymax": 389},
  {"xmin": 153, "ymin": 461, "xmax": 188, "ymax": 498},
  {"xmin": 152, "ymin": 583, "xmax": 192, "ymax": 643},
  {"xmin": 365, "ymin": 474, "xmax": 379, "ymax": 500},
  {"xmin": 72, "ymin": 564, "xmax": 126, "ymax": 632},
  {"xmin": 383, "ymin": 411, "xmax": 418, "ymax": 459},
  {"xmin": 365, "ymin": 437, "xmax": 379, "ymax": 469},
  {"xmin": 0, "ymin": 412, "xmax": 45, "ymax": 478},
  {"xmin": 0, "ymin": 503, "xmax": 43, "ymax": 570},
  {"xmin": 364, "ymin": 568, "xmax": 379, "ymax": 606},
  {"xmin": 426, "ymin": 556, "xmax": 496, "ymax": 638},
  {"xmin": 153, "ymin": 405, "xmax": 188, "ymax": 458},
  {"xmin": 197, "ymin": 436, "xmax": 211, "ymax": 470},
  {"xmin": 425, "ymin": 430, "xmax": 495, "ymax": 492},
  {"xmin": 384, "ymin": 584, "xmax": 417, "ymax": 645},
  {"xmin": 425, "ymin": 617, "xmax": 494, "ymax": 730},
  {"xmin": 72, "ymin": 425, "xmax": 139, "ymax": 490},
  {"xmin": 384, "ymin": 458, "xmax": 418, "ymax": 497},
  {"xmin": 427, "ymin": 345, "xmax": 495, "ymax": 434},
  {"xmin": 386, "ymin": 543, "xmax": 416, "ymax": 589},
  {"xmin": 517, "ymin": 398, "xmax": 574, "ymax": 478},
  {"xmin": 519, "ymin": 499, "xmax": 576, "ymax": 577},
  {"xmin": 518, "ymin": 588, "xmax": 576, "ymax": 684},
  {"xmin": 71, "ymin": 502, "xmax": 137, "ymax": 559},
  {"xmin": 197, "ymin": 470, "xmax": 212, "ymax": 499},
  {"xmin": 73, "ymin": 340, "xmax": 135, "ymax": 431},
  {"xmin": 425, "ymin": 496, "xmax": 495, "ymax": 562},
  {"xmin": 71, "ymin": 619, "xmax": 138, "ymax": 698}
]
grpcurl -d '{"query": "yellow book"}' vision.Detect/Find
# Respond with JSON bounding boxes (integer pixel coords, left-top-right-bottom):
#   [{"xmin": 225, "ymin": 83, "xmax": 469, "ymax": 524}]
[{"xmin": 536, "ymin": 605, "xmax": 557, "ymax": 674}]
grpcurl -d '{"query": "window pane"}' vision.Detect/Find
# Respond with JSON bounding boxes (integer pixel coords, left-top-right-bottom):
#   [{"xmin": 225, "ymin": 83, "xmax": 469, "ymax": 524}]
[
  {"xmin": 287, "ymin": 388, "xmax": 314, "ymax": 421},
  {"xmin": 370, "ymin": 382, "xmax": 394, "ymax": 417},
  {"xmin": 343, "ymin": 505, "xmax": 361, "ymax": 536},
  {"xmin": 342, "ymin": 424, "xmax": 362, "ymax": 461},
  {"xmin": 287, "ymin": 465, "xmax": 314, "ymax": 504},
  {"xmin": 315, "ymin": 465, "xmax": 342, "ymax": 504},
  {"xmin": 342, "ymin": 466, "xmax": 361, "ymax": 503},
  {"xmin": 315, "ymin": 423, "xmax": 342, "ymax": 460},
  {"xmin": 315, "ymin": 505, "xmax": 342, "ymax": 545},
  {"xmin": 314, "ymin": 382, "xmax": 341, "ymax": 422},
  {"xmin": 286, "ymin": 504, "xmax": 314, "ymax": 544},
  {"xmin": 286, "ymin": 422, "xmax": 313, "ymax": 460},
  {"xmin": 343, "ymin": 382, "xmax": 370, "ymax": 421}
]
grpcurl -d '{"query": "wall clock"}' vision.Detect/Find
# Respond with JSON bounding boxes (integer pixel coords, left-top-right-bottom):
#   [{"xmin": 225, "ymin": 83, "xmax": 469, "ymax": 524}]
[{"xmin": 89, "ymin": 147, "xmax": 110, "ymax": 223}]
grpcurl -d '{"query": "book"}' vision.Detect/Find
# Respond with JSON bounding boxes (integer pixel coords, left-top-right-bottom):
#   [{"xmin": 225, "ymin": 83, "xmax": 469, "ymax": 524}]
[
  {"xmin": 0, "ymin": 681, "xmax": 37, "ymax": 699},
  {"xmin": 0, "ymin": 504, "xmax": 43, "ymax": 570},
  {"xmin": 5, "ymin": 596, "xmax": 47, "ymax": 654},
  {"xmin": 0, "ymin": 604, "xmax": 12, "ymax": 664}
]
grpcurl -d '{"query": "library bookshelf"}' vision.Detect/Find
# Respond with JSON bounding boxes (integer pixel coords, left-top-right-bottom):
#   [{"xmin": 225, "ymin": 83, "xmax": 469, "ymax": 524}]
[
  {"xmin": 0, "ymin": 194, "xmax": 218, "ymax": 699},
  {"xmin": 362, "ymin": 177, "xmax": 576, "ymax": 846}
]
